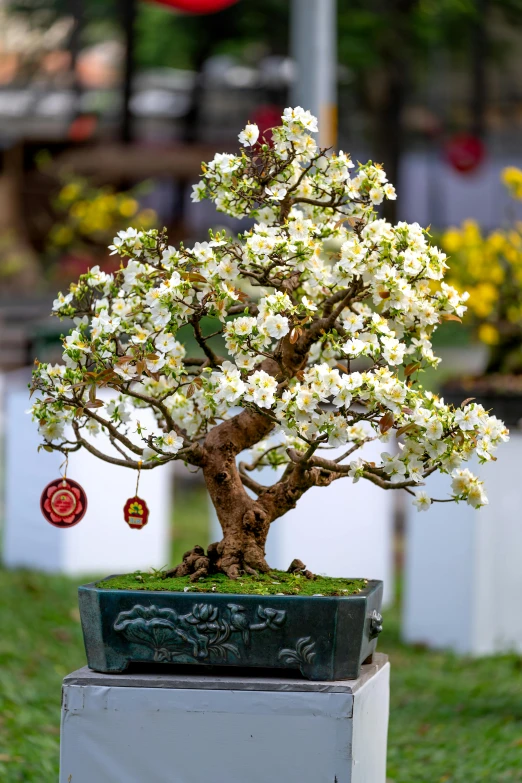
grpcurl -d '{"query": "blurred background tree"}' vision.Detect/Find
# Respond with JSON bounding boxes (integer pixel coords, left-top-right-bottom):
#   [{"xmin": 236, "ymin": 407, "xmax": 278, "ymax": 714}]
[{"xmin": 3, "ymin": 0, "xmax": 522, "ymax": 361}]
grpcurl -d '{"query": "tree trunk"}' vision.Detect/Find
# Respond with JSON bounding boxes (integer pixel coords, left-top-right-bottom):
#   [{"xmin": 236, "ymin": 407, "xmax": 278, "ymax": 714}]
[
  {"xmin": 203, "ymin": 446, "xmax": 272, "ymax": 578},
  {"xmin": 165, "ymin": 404, "xmax": 277, "ymax": 581}
]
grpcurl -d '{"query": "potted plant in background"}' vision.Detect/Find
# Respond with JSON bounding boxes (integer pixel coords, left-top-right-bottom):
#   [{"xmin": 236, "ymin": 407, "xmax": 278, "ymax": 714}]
[
  {"xmin": 30, "ymin": 108, "xmax": 507, "ymax": 679},
  {"xmin": 46, "ymin": 172, "xmax": 158, "ymax": 283},
  {"xmin": 403, "ymin": 168, "xmax": 521, "ymax": 657},
  {"xmin": 440, "ymin": 167, "xmax": 522, "ymax": 423}
]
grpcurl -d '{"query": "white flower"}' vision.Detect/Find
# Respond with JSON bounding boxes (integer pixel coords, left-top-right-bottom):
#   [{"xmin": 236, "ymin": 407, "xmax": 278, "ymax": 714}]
[
  {"xmin": 238, "ymin": 123, "xmax": 260, "ymax": 147},
  {"xmin": 86, "ymin": 265, "xmax": 111, "ymax": 288},
  {"xmin": 93, "ymin": 312, "xmax": 121, "ymax": 336},
  {"xmin": 245, "ymin": 370, "xmax": 278, "ymax": 409},
  {"xmin": 381, "ymin": 336, "xmax": 406, "ymax": 366},
  {"xmin": 454, "ymin": 405, "xmax": 480, "ymax": 431},
  {"xmin": 232, "ymin": 316, "xmax": 256, "ymax": 336},
  {"xmin": 295, "ymin": 388, "xmax": 317, "ymax": 413},
  {"xmin": 301, "ymin": 296, "xmax": 317, "ymax": 312},
  {"xmin": 114, "ymin": 363, "xmax": 138, "ymax": 381},
  {"xmin": 343, "ymin": 312, "xmax": 364, "ymax": 333},
  {"xmin": 39, "ymin": 420, "xmax": 65, "ymax": 441},
  {"xmin": 191, "ymin": 180, "xmax": 206, "ymax": 203},
  {"xmin": 53, "ymin": 292, "xmax": 74, "ymax": 311},
  {"xmin": 64, "ymin": 330, "xmax": 91, "ymax": 353},
  {"xmin": 161, "ymin": 431, "xmax": 184, "ymax": 454},
  {"xmin": 262, "ymin": 314, "xmax": 290, "ymax": 339},
  {"xmin": 131, "ymin": 327, "xmax": 151, "ymax": 345},
  {"xmin": 348, "ymin": 458, "xmax": 365, "ymax": 483},
  {"xmin": 106, "ymin": 400, "xmax": 131, "ymax": 423},
  {"xmin": 343, "ymin": 338, "xmax": 365, "ymax": 357},
  {"xmin": 156, "ymin": 333, "xmax": 177, "ymax": 353},
  {"xmin": 369, "ymin": 187, "xmax": 384, "ymax": 205},
  {"xmin": 282, "ymin": 106, "xmax": 318, "ymax": 133},
  {"xmin": 85, "ymin": 419, "xmax": 100, "ymax": 436},
  {"xmin": 146, "ymin": 355, "xmax": 166, "ymax": 373},
  {"xmin": 209, "ymin": 152, "xmax": 241, "ymax": 174},
  {"xmin": 121, "ymin": 259, "xmax": 142, "ymax": 289},
  {"xmin": 381, "ymin": 452, "xmax": 406, "ymax": 481},
  {"xmin": 451, "ymin": 468, "xmax": 474, "ymax": 494},
  {"xmin": 413, "ymin": 491, "xmax": 431, "ymax": 512},
  {"xmin": 424, "ymin": 417, "xmax": 443, "ymax": 441},
  {"xmin": 110, "ymin": 228, "xmax": 143, "ymax": 256},
  {"xmin": 265, "ymin": 185, "xmax": 287, "ymax": 201},
  {"xmin": 467, "ymin": 483, "xmax": 488, "ymax": 508}
]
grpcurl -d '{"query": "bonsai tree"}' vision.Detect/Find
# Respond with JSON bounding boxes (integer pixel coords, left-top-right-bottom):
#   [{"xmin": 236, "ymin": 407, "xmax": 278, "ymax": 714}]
[
  {"xmin": 442, "ymin": 167, "xmax": 522, "ymax": 378},
  {"xmin": 31, "ymin": 107, "xmax": 508, "ymax": 580}
]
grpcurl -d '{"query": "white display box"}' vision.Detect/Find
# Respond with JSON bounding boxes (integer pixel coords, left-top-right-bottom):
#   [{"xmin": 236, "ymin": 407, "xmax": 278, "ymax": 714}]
[
  {"xmin": 60, "ymin": 654, "xmax": 390, "ymax": 783},
  {"xmin": 403, "ymin": 433, "xmax": 522, "ymax": 655},
  {"xmin": 2, "ymin": 369, "xmax": 172, "ymax": 576},
  {"xmin": 211, "ymin": 439, "xmax": 395, "ymax": 606}
]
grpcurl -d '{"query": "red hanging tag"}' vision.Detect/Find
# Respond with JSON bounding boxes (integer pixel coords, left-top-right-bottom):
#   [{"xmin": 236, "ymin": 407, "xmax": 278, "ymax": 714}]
[
  {"xmin": 40, "ymin": 477, "xmax": 87, "ymax": 528},
  {"xmin": 123, "ymin": 462, "xmax": 149, "ymax": 529},
  {"xmin": 124, "ymin": 496, "xmax": 149, "ymax": 529}
]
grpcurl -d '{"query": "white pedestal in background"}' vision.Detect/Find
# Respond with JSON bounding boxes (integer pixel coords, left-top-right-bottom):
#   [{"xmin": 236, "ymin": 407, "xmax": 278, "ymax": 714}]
[
  {"xmin": 60, "ymin": 655, "xmax": 390, "ymax": 783},
  {"xmin": 403, "ymin": 434, "xmax": 522, "ymax": 655},
  {"xmin": 211, "ymin": 439, "xmax": 395, "ymax": 606},
  {"xmin": 2, "ymin": 369, "xmax": 172, "ymax": 576}
]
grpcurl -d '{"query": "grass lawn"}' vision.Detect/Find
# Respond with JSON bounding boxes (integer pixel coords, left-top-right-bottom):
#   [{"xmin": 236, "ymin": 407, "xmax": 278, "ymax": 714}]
[{"xmin": 0, "ymin": 485, "xmax": 521, "ymax": 781}]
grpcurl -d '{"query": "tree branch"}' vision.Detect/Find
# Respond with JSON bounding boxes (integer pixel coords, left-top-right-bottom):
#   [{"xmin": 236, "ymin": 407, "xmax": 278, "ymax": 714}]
[
  {"xmin": 238, "ymin": 462, "xmax": 271, "ymax": 495},
  {"xmin": 191, "ymin": 315, "xmax": 220, "ymax": 367},
  {"xmin": 71, "ymin": 421, "xmax": 164, "ymax": 469}
]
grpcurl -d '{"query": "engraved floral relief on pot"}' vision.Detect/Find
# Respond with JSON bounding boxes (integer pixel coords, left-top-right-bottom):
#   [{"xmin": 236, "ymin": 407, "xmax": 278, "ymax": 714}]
[{"xmin": 113, "ymin": 603, "xmax": 286, "ymax": 663}]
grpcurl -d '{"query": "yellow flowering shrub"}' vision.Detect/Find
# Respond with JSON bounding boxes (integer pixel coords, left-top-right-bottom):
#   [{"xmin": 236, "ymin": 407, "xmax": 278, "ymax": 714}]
[
  {"xmin": 48, "ymin": 175, "xmax": 158, "ymax": 277},
  {"xmin": 442, "ymin": 168, "xmax": 522, "ymax": 374}
]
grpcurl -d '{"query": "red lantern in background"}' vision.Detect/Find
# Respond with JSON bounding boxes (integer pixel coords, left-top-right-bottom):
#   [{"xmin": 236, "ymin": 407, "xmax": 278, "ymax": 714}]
[
  {"xmin": 146, "ymin": 0, "xmax": 240, "ymax": 14},
  {"xmin": 445, "ymin": 133, "xmax": 486, "ymax": 174},
  {"xmin": 252, "ymin": 104, "xmax": 283, "ymax": 146}
]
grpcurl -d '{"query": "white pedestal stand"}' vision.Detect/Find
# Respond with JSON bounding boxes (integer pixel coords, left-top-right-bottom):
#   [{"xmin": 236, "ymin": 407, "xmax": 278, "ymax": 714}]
[
  {"xmin": 60, "ymin": 654, "xmax": 390, "ymax": 783},
  {"xmin": 2, "ymin": 369, "xmax": 172, "ymax": 576},
  {"xmin": 403, "ymin": 433, "xmax": 522, "ymax": 655},
  {"xmin": 210, "ymin": 439, "xmax": 395, "ymax": 606}
]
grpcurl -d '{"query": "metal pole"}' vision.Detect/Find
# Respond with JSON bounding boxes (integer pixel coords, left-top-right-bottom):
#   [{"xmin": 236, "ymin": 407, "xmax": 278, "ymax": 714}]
[
  {"xmin": 290, "ymin": 0, "xmax": 337, "ymax": 147},
  {"xmin": 471, "ymin": 0, "xmax": 487, "ymax": 139},
  {"xmin": 121, "ymin": 0, "xmax": 137, "ymax": 144},
  {"xmin": 68, "ymin": 0, "xmax": 84, "ymax": 121}
]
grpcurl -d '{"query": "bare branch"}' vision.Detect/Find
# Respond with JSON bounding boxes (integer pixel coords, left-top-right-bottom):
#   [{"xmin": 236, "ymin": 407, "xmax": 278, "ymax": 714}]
[
  {"xmin": 119, "ymin": 386, "xmax": 188, "ymax": 441},
  {"xmin": 238, "ymin": 462, "xmax": 271, "ymax": 495},
  {"xmin": 191, "ymin": 315, "xmax": 221, "ymax": 367},
  {"xmin": 71, "ymin": 421, "xmax": 165, "ymax": 470},
  {"xmin": 333, "ymin": 438, "xmax": 376, "ymax": 462}
]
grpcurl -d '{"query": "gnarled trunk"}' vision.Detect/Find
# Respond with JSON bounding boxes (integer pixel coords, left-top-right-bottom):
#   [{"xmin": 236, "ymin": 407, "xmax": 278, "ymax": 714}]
[
  {"xmin": 203, "ymin": 440, "xmax": 272, "ymax": 578},
  {"xmin": 166, "ymin": 457, "xmax": 272, "ymax": 581},
  {"xmin": 164, "ymin": 361, "xmax": 324, "ymax": 582},
  {"xmin": 165, "ymin": 405, "xmax": 277, "ymax": 581}
]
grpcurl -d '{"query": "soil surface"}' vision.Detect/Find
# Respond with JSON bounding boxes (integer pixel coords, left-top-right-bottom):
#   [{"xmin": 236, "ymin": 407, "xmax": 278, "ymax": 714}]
[{"xmin": 97, "ymin": 571, "xmax": 368, "ymax": 597}]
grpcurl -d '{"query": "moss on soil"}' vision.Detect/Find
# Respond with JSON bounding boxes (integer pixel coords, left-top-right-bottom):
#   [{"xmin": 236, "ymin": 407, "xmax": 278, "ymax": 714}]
[{"xmin": 96, "ymin": 570, "xmax": 368, "ymax": 597}]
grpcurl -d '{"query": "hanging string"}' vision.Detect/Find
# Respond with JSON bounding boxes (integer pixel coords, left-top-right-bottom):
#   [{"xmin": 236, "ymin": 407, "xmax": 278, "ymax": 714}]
[
  {"xmin": 60, "ymin": 453, "xmax": 69, "ymax": 483},
  {"xmin": 135, "ymin": 460, "xmax": 142, "ymax": 497}
]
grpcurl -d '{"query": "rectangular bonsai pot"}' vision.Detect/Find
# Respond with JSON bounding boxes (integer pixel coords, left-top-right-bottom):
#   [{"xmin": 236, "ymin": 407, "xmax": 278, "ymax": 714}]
[{"xmin": 78, "ymin": 578, "xmax": 383, "ymax": 681}]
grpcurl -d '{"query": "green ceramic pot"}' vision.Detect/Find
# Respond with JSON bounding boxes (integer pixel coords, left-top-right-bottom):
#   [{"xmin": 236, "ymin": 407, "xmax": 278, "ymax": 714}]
[{"xmin": 78, "ymin": 578, "xmax": 383, "ymax": 681}]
